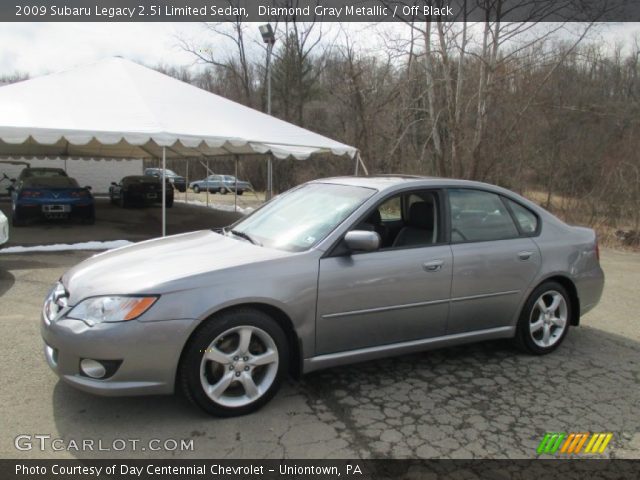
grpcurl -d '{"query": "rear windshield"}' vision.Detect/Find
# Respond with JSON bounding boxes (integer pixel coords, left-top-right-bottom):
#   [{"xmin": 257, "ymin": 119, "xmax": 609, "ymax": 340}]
[
  {"xmin": 123, "ymin": 176, "xmax": 161, "ymax": 184},
  {"xmin": 22, "ymin": 169, "xmax": 67, "ymax": 178},
  {"xmin": 23, "ymin": 176, "xmax": 79, "ymax": 188}
]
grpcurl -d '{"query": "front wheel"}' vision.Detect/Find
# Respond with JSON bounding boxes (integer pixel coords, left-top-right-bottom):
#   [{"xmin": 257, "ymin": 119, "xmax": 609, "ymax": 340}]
[
  {"xmin": 192, "ymin": 185, "xmax": 200, "ymax": 194},
  {"xmin": 515, "ymin": 281, "xmax": 571, "ymax": 355},
  {"xmin": 179, "ymin": 309, "xmax": 288, "ymax": 417}
]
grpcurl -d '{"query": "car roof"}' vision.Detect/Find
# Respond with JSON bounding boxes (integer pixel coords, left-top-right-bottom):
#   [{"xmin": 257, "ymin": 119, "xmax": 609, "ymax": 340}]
[{"xmin": 312, "ymin": 175, "xmax": 501, "ymax": 191}]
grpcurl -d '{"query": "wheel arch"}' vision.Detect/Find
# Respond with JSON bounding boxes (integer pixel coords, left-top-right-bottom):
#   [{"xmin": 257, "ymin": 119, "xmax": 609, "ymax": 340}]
[
  {"xmin": 533, "ymin": 275, "xmax": 581, "ymax": 326},
  {"xmin": 175, "ymin": 302, "xmax": 302, "ymax": 392}
]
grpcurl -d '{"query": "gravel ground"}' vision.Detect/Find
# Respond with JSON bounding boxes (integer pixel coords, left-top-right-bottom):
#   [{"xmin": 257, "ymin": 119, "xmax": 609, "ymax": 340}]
[{"xmin": 0, "ymin": 248, "xmax": 638, "ymax": 460}]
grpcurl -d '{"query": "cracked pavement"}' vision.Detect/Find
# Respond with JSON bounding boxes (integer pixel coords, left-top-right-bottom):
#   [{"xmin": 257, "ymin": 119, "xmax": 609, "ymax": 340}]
[{"xmin": 0, "ymin": 249, "xmax": 638, "ymax": 459}]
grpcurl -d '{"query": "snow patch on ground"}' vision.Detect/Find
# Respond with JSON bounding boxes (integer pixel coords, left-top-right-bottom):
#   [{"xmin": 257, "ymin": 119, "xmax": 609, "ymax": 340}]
[
  {"xmin": 175, "ymin": 199, "xmax": 253, "ymax": 214},
  {"xmin": 0, "ymin": 240, "xmax": 133, "ymax": 253}
]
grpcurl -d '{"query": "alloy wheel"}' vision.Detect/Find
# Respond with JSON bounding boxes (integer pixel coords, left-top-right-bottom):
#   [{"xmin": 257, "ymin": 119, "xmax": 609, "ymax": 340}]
[
  {"xmin": 199, "ymin": 326, "xmax": 279, "ymax": 408},
  {"xmin": 529, "ymin": 290, "xmax": 568, "ymax": 348}
]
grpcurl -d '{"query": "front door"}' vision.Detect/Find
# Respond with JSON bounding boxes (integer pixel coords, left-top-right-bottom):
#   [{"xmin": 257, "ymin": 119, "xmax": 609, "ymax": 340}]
[{"xmin": 315, "ymin": 189, "xmax": 453, "ymax": 354}]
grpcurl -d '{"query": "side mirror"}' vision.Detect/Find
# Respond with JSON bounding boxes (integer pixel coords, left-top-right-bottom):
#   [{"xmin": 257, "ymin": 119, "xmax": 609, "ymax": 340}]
[
  {"xmin": 85, "ymin": 186, "xmax": 92, "ymax": 191},
  {"xmin": 10, "ymin": 178, "xmax": 16, "ymax": 183},
  {"xmin": 344, "ymin": 230, "xmax": 380, "ymax": 253},
  {"xmin": 111, "ymin": 182, "xmax": 117, "ymax": 186}
]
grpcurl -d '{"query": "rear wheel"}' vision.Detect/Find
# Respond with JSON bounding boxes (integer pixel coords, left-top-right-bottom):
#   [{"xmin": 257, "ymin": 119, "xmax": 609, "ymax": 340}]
[
  {"xmin": 220, "ymin": 187, "xmax": 228, "ymax": 195},
  {"xmin": 193, "ymin": 185, "xmax": 200, "ymax": 194},
  {"xmin": 515, "ymin": 281, "xmax": 571, "ymax": 354},
  {"xmin": 179, "ymin": 308, "xmax": 288, "ymax": 417}
]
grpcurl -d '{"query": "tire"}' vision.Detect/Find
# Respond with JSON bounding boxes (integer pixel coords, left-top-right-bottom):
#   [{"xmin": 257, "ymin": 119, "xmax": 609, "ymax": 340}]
[
  {"xmin": 179, "ymin": 308, "xmax": 288, "ymax": 417},
  {"xmin": 193, "ymin": 185, "xmax": 200, "ymax": 194},
  {"xmin": 237, "ymin": 190, "xmax": 244, "ymax": 196},
  {"xmin": 220, "ymin": 187, "xmax": 228, "ymax": 195},
  {"xmin": 514, "ymin": 281, "xmax": 571, "ymax": 355},
  {"xmin": 119, "ymin": 194, "xmax": 128, "ymax": 208}
]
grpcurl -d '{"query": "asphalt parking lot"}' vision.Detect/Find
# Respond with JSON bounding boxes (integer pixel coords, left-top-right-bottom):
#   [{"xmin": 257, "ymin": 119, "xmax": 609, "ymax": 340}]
[{"xmin": 0, "ymin": 244, "xmax": 639, "ymax": 460}]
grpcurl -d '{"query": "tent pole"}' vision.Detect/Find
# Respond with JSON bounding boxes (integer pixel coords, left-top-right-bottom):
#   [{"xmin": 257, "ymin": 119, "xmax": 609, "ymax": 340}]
[
  {"xmin": 234, "ymin": 155, "xmax": 239, "ymax": 213},
  {"xmin": 206, "ymin": 159, "xmax": 210, "ymax": 208},
  {"xmin": 185, "ymin": 159, "xmax": 189, "ymax": 204},
  {"xmin": 162, "ymin": 146, "xmax": 166, "ymax": 237},
  {"xmin": 358, "ymin": 153, "xmax": 369, "ymax": 176},
  {"xmin": 354, "ymin": 154, "xmax": 359, "ymax": 176},
  {"xmin": 267, "ymin": 155, "xmax": 273, "ymax": 201}
]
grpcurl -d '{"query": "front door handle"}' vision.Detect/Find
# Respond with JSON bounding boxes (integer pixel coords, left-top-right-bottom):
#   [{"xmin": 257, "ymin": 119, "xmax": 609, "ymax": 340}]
[
  {"xmin": 518, "ymin": 251, "xmax": 533, "ymax": 261},
  {"xmin": 423, "ymin": 260, "xmax": 444, "ymax": 272}
]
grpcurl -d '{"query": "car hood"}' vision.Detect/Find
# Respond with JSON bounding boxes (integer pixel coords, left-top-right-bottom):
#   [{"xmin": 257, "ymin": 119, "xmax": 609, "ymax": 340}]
[{"xmin": 62, "ymin": 230, "xmax": 290, "ymax": 304}]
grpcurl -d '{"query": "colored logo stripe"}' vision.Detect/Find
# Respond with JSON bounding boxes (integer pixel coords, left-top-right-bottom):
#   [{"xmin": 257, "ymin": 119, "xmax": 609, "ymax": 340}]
[
  {"xmin": 584, "ymin": 433, "xmax": 613, "ymax": 454},
  {"xmin": 560, "ymin": 433, "xmax": 589, "ymax": 454},
  {"xmin": 537, "ymin": 433, "xmax": 566, "ymax": 454}
]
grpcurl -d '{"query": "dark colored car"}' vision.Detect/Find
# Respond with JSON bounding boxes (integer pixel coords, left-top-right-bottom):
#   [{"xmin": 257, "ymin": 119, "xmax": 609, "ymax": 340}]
[
  {"xmin": 189, "ymin": 175, "xmax": 252, "ymax": 194},
  {"xmin": 10, "ymin": 175, "xmax": 94, "ymax": 226},
  {"xmin": 110, "ymin": 176, "xmax": 174, "ymax": 208},
  {"xmin": 144, "ymin": 168, "xmax": 186, "ymax": 192}
]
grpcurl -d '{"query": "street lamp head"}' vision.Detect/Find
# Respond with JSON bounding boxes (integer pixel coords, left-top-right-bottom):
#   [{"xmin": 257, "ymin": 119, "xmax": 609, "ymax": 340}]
[{"xmin": 259, "ymin": 24, "xmax": 276, "ymax": 44}]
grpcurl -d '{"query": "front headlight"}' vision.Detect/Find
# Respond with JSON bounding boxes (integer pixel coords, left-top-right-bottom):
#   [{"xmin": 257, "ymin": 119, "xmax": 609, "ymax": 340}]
[{"xmin": 66, "ymin": 296, "xmax": 158, "ymax": 326}]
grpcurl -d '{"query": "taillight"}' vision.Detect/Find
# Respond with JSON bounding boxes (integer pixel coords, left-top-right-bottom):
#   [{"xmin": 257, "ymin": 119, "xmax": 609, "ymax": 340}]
[{"xmin": 20, "ymin": 190, "xmax": 42, "ymax": 198}]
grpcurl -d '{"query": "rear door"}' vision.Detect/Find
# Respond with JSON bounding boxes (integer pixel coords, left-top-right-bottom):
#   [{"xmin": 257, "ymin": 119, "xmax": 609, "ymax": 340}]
[{"xmin": 446, "ymin": 188, "xmax": 541, "ymax": 334}]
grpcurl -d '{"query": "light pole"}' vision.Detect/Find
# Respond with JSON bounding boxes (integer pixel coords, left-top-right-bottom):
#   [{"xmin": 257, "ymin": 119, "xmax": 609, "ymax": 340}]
[{"xmin": 260, "ymin": 23, "xmax": 276, "ymax": 200}]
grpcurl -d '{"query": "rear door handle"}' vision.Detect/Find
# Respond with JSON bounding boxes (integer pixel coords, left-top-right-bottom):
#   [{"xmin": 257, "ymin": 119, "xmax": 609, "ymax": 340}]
[
  {"xmin": 518, "ymin": 251, "xmax": 533, "ymax": 261},
  {"xmin": 423, "ymin": 260, "xmax": 444, "ymax": 272}
]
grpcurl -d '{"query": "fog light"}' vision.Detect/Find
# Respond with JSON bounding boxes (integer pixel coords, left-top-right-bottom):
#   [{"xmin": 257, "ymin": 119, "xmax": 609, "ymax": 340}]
[{"xmin": 80, "ymin": 359, "xmax": 106, "ymax": 379}]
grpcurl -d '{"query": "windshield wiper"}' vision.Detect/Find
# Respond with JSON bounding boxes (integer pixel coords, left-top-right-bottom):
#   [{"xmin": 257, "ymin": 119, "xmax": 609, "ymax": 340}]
[{"xmin": 229, "ymin": 229, "xmax": 260, "ymax": 246}]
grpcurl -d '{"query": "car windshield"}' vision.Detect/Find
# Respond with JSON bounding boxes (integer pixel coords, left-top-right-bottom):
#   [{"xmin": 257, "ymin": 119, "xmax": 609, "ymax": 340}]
[{"xmin": 230, "ymin": 183, "xmax": 375, "ymax": 252}]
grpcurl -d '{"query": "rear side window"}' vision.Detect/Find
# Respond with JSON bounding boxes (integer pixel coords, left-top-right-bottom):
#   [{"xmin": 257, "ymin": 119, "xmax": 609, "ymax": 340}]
[
  {"xmin": 448, "ymin": 189, "xmax": 519, "ymax": 243},
  {"xmin": 505, "ymin": 199, "xmax": 538, "ymax": 234}
]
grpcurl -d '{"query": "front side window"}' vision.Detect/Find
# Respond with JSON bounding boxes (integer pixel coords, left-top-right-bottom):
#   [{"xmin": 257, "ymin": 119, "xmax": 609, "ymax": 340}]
[
  {"xmin": 354, "ymin": 190, "xmax": 440, "ymax": 249},
  {"xmin": 506, "ymin": 199, "xmax": 538, "ymax": 234},
  {"xmin": 449, "ymin": 189, "xmax": 519, "ymax": 243},
  {"xmin": 231, "ymin": 183, "xmax": 375, "ymax": 252}
]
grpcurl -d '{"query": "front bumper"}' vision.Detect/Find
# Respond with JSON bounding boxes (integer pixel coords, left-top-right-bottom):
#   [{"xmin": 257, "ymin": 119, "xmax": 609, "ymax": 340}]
[{"xmin": 41, "ymin": 313, "xmax": 197, "ymax": 396}]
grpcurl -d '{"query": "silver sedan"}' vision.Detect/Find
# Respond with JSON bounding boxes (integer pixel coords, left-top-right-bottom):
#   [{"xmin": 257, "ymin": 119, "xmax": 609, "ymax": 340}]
[{"xmin": 41, "ymin": 176, "xmax": 604, "ymax": 416}]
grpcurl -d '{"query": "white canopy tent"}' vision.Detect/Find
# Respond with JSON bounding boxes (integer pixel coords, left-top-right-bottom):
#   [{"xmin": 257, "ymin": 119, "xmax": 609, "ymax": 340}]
[{"xmin": 0, "ymin": 57, "xmax": 362, "ymax": 235}]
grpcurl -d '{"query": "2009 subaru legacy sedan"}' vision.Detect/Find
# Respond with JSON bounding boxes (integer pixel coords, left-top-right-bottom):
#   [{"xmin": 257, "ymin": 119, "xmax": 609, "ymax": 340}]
[{"xmin": 41, "ymin": 176, "xmax": 604, "ymax": 416}]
